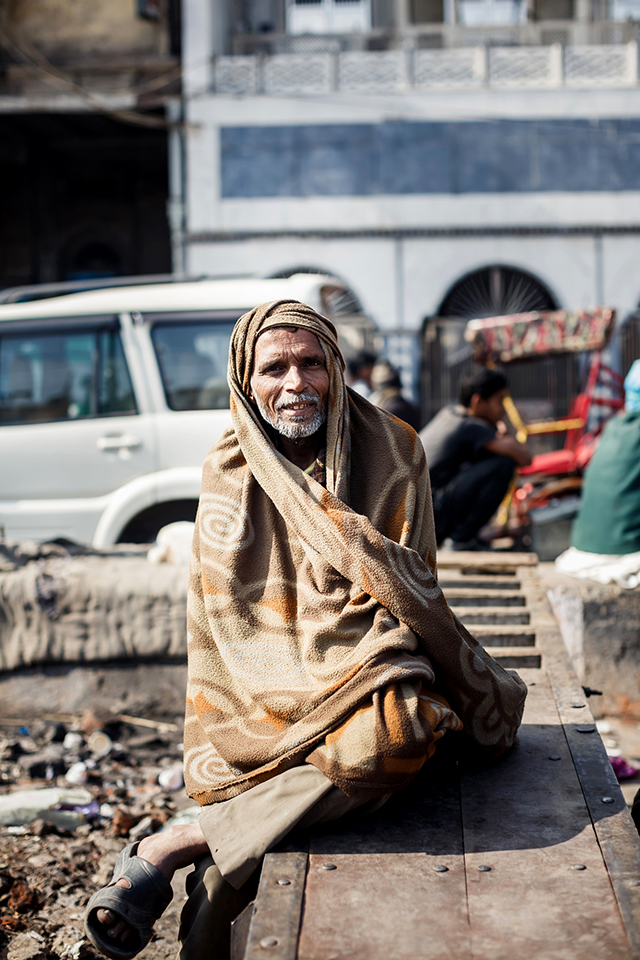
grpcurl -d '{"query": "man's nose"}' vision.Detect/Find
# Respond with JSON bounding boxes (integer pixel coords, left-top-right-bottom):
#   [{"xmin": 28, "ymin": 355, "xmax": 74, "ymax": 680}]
[{"xmin": 283, "ymin": 364, "xmax": 306, "ymax": 390}]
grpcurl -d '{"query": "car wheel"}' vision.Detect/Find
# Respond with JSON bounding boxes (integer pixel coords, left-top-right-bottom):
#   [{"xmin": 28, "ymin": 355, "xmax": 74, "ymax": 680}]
[{"xmin": 117, "ymin": 499, "xmax": 199, "ymax": 544}]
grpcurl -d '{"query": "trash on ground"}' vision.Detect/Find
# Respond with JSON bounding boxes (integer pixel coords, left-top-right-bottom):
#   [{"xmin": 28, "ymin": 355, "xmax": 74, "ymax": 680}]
[{"xmin": 0, "ymin": 709, "xmax": 188, "ymax": 959}]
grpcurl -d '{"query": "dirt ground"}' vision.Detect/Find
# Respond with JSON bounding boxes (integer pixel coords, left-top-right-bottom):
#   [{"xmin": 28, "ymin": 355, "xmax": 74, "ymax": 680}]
[
  {"xmin": 0, "ymin": 711, "xmax": 192, "ymax": 960},
  {"xmin": 1, "ymin": 707, "xmax": 639, "ymax": 960}
]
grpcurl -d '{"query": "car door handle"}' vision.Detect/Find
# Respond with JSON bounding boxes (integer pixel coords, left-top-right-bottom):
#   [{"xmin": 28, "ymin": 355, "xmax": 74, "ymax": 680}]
[{"xmin": 97, "ymin": 433, "xmax": 142, "ymax": 452}]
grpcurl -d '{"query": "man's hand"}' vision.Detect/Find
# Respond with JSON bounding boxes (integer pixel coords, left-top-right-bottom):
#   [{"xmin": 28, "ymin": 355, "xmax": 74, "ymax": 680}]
[{"xmin": 484, "ymin": 436, "xmax": 532, "ymax": 466}]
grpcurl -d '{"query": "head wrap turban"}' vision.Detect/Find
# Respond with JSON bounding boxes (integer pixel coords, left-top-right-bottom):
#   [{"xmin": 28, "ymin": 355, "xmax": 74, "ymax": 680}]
[
  {"xmin": 228, "ymin": 299, "xmax": 349, "ymax": 500},
  {"xmin": 183, "ymin": 300, "xmax": 527, "ymax": 805}
]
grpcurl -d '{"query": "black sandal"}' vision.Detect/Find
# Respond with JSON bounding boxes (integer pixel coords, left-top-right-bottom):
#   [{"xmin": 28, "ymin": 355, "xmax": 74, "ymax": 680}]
[{"xmin": 84, "ymin": 841, "xmax": 173, "ymax": 960}]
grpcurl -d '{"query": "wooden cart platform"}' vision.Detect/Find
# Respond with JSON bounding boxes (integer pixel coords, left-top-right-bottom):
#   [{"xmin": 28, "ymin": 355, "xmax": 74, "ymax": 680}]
[{"xmin": 235, "ymin": 554, "xmax": 640, "ymax": 960}]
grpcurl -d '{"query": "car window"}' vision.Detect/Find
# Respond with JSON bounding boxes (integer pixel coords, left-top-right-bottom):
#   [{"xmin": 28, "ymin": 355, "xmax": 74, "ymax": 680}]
[
  {"xmin": 97, "ymin": 330, "xmax": 137, "ymax": 416},
  {"xmin": 151, "ymin": 321, "xmax": 235, "ymax": 411},
  {"xmin": 0, "ymin": 326, "xmax": 137, "ymax": 425}
]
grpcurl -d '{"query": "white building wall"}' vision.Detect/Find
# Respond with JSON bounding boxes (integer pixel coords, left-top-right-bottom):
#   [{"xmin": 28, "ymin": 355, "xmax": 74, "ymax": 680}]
[
  {"xmin": 186, "ymin": 232, "xmax": 640, "ymax": 332},
  {"xmin": 181, "ymin": 79, "xmax": 640, "ymax": 332},
  {"xmin": 187, "ymin": 237, "xmax": 400, "ymax": 326}
]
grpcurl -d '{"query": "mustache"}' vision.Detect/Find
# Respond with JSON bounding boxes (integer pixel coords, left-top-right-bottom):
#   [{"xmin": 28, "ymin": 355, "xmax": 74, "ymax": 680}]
[{"xmin": 275, "ymin": 392, "xmax": 321, "ymax": 410}]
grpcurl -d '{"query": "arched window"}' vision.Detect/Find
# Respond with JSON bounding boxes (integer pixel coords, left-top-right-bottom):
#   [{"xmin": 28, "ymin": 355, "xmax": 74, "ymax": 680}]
[
  {"xmin": 423, "ymin": 266, "xmax": 565, "ymax": 425},
  {"xmin": 438, "ymin": 265, "xmax": 557, "ymax": 319}
]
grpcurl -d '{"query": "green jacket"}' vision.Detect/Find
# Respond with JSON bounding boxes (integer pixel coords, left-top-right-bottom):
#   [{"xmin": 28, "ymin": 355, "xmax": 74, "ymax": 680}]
[{"xmin": 571, "ymin": 410, "xmax": 640, "ymax": 555}]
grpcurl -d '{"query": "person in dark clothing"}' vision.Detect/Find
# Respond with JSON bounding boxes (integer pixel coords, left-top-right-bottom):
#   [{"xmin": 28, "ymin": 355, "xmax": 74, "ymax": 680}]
[
  {"xmin": 370, "ymin": 360, "xmax": 421, "ymax": 432},
  {"xmin": 346, "ymin": 350, "xmax": 377, "ymax": 399},
  {"xmin": 419, "ymin": 368, "xmax": 532, "ymax": 550}
]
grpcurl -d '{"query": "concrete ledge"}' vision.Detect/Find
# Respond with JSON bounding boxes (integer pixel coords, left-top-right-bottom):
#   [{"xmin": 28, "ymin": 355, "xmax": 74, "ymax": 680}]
[
  {"xmin": 541, "ymin": 563, "xmax": 640, "ymax": 719},
  {"xmin": 0, "ymin": 548, "xmax": 189, "ymax": 671}
]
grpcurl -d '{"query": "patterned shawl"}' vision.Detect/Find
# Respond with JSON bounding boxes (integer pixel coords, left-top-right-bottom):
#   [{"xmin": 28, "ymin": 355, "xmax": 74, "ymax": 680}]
[{"xmin": 184, "ymin": 300, "xmax": 527, "ymax": 804}]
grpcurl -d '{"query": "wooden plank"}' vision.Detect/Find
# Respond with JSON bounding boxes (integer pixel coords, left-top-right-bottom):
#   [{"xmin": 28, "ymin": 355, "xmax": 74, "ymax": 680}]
[
  {"xmin": 454, "ymin": 607, "xmax": 531, "ymax": 625},
  {"xmin": 461, "ymin": 667, "xmax": 633, "ymax": 960},
  {"xmin": 471, "ymin": 625, "xmax": 537, "ymax": 646},
  {"xmin": 297, "ymin": 771, "xmax": 471, "ymax": 960},
  {"xmin": 438, "ymin": 550, "xmax": 537, "ymax": 571},
  {"xmin": 444, "ymin": 591, "xmax": 526, "ymax": 607},
  {"xmin": 243, "ymin": 852, "xmax": 307, "ymax": 960},
  {"xmin": 441, "ymin": 579, "xmax": 522, "ymax": 591},
  {"xmin": 231, "ymin": 902, "xmax": 255, "ymax": 960},
  {"xmin": 519, "ymin": 568, "xmax": 640, "ymax": 960},
  {"xmin": 484, "ymin": 648, "xmax": 541, "ymax": 668}
]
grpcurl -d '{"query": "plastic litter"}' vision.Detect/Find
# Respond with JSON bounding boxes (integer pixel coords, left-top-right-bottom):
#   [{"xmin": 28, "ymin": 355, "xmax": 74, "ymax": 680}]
[
  {"xmin": 129, "ymin": 814, "xmax": 156, "ymax": 841},
  {"xmin": 64, "ymin": 761, "xmax": 88, "ymax": 785},
  {"xmin": 610, "ymin": 756, "xmax": 639, "ymax": 780},
  {"xmin": 63, "ymin": 732, "xmax": 84, "ymax": 752},
  {"xmin": 0, "ymin": 787, "xmax": 93, "ymax": 827},
  {"xmin": 158, "ymin": 763, "xmax": 184, "ymax": 791},
  {"xmin": 160, "ymin": 805, "xmax": 201, "ymax": 830},
  {"xmin": 87, "ymin": 730, "xmax": 113, "ymax": 757},
  {"xmin": 62, "ymin": 798, "xmax": 100, "ymax": 820}
]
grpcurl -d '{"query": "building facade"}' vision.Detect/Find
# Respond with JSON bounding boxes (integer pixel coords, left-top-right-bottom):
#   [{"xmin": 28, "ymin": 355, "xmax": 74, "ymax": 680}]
[
  {"xmin": 176, "ymin": 0, "xmax": 640, "ymax": 409},
  {"xmin": 0, "ymin": 0, "xmax": 181, "ymax": 288}
]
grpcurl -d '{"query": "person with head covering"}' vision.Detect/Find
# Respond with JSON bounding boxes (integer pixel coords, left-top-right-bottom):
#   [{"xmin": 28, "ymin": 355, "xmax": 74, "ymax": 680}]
[
  {"xmin": 85, "ymin": 301, "xmax": 526, "ymax": 960},
  {"xmin": 370, "ymin": 359, "xmax": 421, "ymax": 432},
  {"xmin": 568, "ymin": 359, "xmax": 640, "ymax": 557}
]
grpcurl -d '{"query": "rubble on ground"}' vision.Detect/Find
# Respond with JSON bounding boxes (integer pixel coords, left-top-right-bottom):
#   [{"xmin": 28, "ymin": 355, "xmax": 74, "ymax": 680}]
[{"xmin": 0, "ymin": 709, "xmax": 194, "ymax": 960}]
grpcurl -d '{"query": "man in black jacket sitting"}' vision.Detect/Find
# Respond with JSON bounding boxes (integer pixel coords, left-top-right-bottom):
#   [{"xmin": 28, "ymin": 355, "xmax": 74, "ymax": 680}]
[{"xmin": 419, "ymin": 369, "xmax": 531, "ymax": 551}]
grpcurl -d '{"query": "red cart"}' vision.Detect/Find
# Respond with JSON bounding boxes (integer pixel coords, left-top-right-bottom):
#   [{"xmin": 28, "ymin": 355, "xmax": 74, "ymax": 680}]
[{"xmin": 464, "ymin": 306, "xmax": 624, "ymax": 539}]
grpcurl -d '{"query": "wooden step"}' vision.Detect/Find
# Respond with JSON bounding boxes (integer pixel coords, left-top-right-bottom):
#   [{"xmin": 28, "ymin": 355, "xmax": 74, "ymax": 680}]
[
  {"xmin": 483, "ymin": 646, "xmax": 541, "ymax": 668},
  {"xmin": 444, "ymin": 590, "xmax": 526, "ymax": 607},
  {"xmin": 440, "ymin": 579, "xmax": 521, "ymax": 591},
  {"xmin": 472, "ymin": 626, "xmax": 537, "ymax": 647},
  {"xmin": 454, "ymin": 607, "xmax": 531, "ymax": 625},
  {"xmin": 438, "ymin": 550, "xmax": 537, "ymax": 572}
]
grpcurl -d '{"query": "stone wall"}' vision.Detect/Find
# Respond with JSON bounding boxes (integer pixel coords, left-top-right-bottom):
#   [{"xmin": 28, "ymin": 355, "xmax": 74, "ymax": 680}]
[{"xmin": 543, "ymin": 565, "xmax": 640, "ymax": 719}]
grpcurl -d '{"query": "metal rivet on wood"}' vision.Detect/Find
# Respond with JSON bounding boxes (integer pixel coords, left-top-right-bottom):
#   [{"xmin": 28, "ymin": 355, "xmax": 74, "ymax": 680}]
[
  {"xmin": 576, "ymin": 725, "xmax": 596, "ymax": 733},
  {"xmin": 571, "ymin": 702, "xmax": 586, "ymax": 708},
  {"xmin": 601, "ymin": 797, "xmax": 615, "ymax": 803},
  {"xmin": 571, "ymin": 864, "xmax": 587, "ymax": 870},
  {"xmin": 259, "ymin": 938, "xmax": 278, "ymax": 948},
  {"xmin": 549, "ymin": 755, "xmax": 562, "ymax": 761},
  {"xmin": 321, "ymin": 863, "xmax": 337, "ymax": 870},
  {"xmin": 433, "ymin": 865, "xmax": 448, "ymax": 872},
  {"xmin": 478, "ymin": 865, "xmax": 492, "ymax": 872}
]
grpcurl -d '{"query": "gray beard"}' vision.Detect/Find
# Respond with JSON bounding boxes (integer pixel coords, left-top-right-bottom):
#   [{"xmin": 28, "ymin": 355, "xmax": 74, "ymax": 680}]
[{"xmin": 254, "ymin": 392, "xmax": 327, "ymax": 441}]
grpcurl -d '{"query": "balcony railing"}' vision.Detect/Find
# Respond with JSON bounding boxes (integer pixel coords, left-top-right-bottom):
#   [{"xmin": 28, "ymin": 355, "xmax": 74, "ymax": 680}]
[
  {"xmin": 213, "ymin": 41, "xmax": 639, "ymax": 94},
  {"xmin": 231, "ymin": 19, "xmax": 640, "ymax": 55}
]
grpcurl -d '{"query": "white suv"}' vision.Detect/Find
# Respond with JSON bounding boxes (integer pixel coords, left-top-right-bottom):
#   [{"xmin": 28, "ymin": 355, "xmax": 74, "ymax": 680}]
[{"xmin": 0, "ymin": 274, "xmax": 376, "ymax": 545}]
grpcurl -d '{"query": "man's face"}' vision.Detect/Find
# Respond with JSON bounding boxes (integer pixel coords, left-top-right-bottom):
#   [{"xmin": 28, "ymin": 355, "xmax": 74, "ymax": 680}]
[
  {"xmin": 250, "ymin": 327, "xmax": 330, "ymax": 440},
  {"xmin": 472, "ymin": 388, "xmax": 507, "ymax": 426}
]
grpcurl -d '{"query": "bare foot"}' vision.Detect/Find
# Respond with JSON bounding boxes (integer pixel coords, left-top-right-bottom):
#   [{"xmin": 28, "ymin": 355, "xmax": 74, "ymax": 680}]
[{"xmin": 93, "ymin": 822, "xmax": 209, "ymax": 945}]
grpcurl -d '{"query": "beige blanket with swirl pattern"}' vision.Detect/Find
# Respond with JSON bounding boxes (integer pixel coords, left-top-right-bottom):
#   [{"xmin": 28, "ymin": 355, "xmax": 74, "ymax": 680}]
[{"xmin": 183, "ymin": 301, "xmax": 527, "ymax": 805}]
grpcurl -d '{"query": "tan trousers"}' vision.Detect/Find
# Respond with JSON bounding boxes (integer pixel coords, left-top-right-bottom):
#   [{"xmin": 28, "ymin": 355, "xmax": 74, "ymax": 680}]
[{"xmin": 177, "ymin": 764, "xmax": 389, "ymax": 960}]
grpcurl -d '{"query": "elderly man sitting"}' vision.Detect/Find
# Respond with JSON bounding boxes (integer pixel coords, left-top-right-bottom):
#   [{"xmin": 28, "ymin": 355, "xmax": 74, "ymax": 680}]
[{"xmin": 85, "ymin": 301, "xmax": 526, "ymax": 960}]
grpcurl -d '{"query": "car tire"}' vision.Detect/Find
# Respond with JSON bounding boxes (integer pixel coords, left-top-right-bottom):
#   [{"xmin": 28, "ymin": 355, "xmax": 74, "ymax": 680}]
[{"xmin": 117, "ymin": 499, "xmax": 199, "ymax": 544}]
